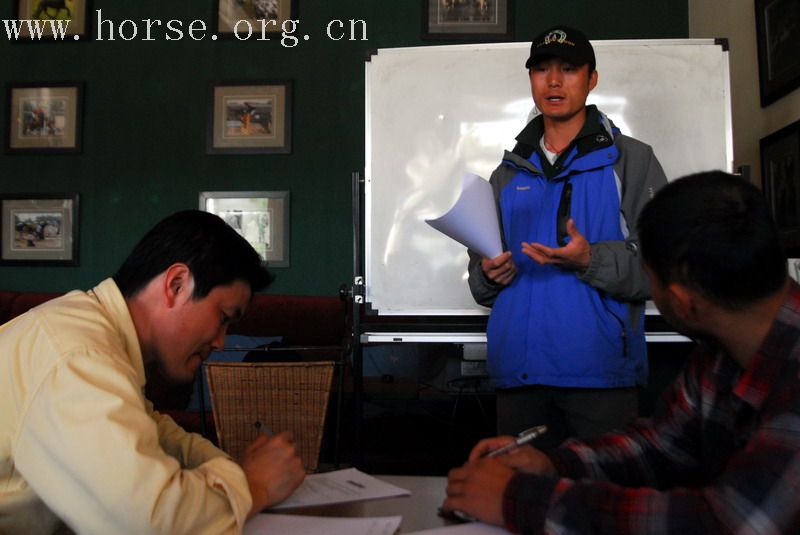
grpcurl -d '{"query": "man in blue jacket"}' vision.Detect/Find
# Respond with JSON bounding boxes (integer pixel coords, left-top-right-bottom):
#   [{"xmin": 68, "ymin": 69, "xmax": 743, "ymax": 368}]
[{"xmin": 468, "ymin": 26, "xmax": 668, "ymax": 447}]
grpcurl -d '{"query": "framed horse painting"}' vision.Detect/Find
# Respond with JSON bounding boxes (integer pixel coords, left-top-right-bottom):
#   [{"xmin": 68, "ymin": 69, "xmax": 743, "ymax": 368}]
[
  {"xmin": 5, "ymin": 82, "xmax": 84, "ymax": 153},
  {"xmin": 207, "ymin": 81, "xmax": 292, "ymax": 154},
  {"xmin": 14, "ymin": 0, "xmax": 91, "ymax": 40}
]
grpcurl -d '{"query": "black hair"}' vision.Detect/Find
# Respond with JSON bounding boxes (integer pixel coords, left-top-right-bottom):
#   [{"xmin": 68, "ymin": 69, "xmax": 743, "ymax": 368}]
[
  {"xmin": 113, "ymin": 210, "xmax": 273, "ymax": 299},
  {"xmin": 638, "ymin": 170, "xmax": 786, "ymax": 310}
]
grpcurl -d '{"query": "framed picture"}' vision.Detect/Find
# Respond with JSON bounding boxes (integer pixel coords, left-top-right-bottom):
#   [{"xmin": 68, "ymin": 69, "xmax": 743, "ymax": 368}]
[
  {"xmin": 199, "ymin": 191, "xmax": 290, "ymax": 267},
  {"xmin": 13, "ymin": 0, "xmax": 91, "ymax": 40},
  {"xmin": 6, "ymin": 82, "xmax": 83, "ymax": 153},
  {"xmin": 0, "ymin": 194, "xmax": 80, "ymax": 266},
  {"xmin": 761, "ymin": 119, "xmax": 800, "ymax": 249},
  {"xmin": 755, "ymin": 0, "xmax": 800, "ymax": 107},
  {"xmin": 422, "ymin": 0, "xmax": 514, "ymax": 41},
  {"xmin": 214, "ymin": 0, "xmax": 296, "ymax": 37},
  {"xmin": 207, "ymin": 81, "xmax": 292, "ymax": 154}
]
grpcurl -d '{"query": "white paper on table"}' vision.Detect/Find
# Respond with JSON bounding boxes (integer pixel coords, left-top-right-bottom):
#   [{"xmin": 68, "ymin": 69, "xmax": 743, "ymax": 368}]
[
  {"xmin": 270, "ymin": 468, "xmax": 411, "ymax": 510},
  {"xmin": 425, "ymin": 172, "xmax": 503, "ymax": 259},
  {"xmin": 244, "ymin": 513, "xmax": 402, "ymax": 535},
  {"xmin": 404, "ymin": 522, "xmax": 511, "ymax": 535}
]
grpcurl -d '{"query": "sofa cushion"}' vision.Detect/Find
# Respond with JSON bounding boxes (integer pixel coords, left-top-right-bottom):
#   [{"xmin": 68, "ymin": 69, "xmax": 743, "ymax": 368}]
[{"xmin": 231, "ymin": 294, "xmax": 346, "ymax": 346}]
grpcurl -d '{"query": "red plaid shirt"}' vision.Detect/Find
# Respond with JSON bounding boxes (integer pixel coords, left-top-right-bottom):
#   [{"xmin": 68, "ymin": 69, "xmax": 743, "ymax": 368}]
[{"xmin": 503, "ymin": 281, "xmax": 800, "ymax": 534}]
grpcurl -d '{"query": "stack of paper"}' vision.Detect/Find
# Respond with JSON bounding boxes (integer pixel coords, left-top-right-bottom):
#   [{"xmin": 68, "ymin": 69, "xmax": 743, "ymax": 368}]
[{"xmin": 425, "ymin": 172, "xmax": 502, "ymax": 259}]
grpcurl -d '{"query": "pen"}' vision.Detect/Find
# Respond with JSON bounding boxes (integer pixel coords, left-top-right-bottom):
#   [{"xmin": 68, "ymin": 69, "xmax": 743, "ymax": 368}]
[
  {"xmin": 254, "ymin": 420, "xmax": 274, "ymax": 437},
  {"xmin": 485, "ymin": 425, "xmax": 547, "ymax": 458}
]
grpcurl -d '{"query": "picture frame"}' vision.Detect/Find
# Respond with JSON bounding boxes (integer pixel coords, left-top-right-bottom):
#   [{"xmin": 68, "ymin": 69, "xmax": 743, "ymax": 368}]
[
  {"xmin": 0, "ymin": 193, "xmax": 80, "ymax": 266},
  {"xmin": 214, "ymin": 0, "xmax": 297, "ymax": 38},
  {"xmin": 6, "ymin": 82, "xmax": 83, "ymax": 153},
  {"xmin": 761, "ymin": 119, "xmax": 800, "ymax": 250},
  {"xmin": 13, "ymin": 0, "xmax": 91, "ymax": 40},
  {"xmin": 755, "ymin": 0, "xmax": 800, "ymax": 107},
  {"xmin": 199, "ymin": 191, "xmax": 290, "ymax": 267},
  {"xmin": 207, "ymin": 81, "xmax": 292, "ymax": 154},
  {"xmin": 422, "ymin": 0, "xmax": 514, "ymax": 41}
]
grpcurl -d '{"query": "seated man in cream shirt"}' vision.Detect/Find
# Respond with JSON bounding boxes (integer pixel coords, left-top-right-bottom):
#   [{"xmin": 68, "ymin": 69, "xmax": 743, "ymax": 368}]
[{"xmin": 0, "ymin": 210, "xmax": 305, "ymax": 534}]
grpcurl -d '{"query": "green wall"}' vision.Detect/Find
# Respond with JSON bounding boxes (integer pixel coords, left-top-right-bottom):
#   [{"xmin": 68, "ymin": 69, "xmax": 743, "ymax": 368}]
[{"xmin": 0, "ymin": 1, "xmax": 687, "ymax": 295}]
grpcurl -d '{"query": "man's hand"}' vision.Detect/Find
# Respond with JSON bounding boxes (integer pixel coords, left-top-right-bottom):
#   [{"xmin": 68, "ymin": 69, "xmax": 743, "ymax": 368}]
[
  {"xmin": 442, "ymin": 458, "xmax": 514, "ymax": 527},
  {"xmin": 481, "ymin": 251, "xmax": 517, "ymax": 285},
  {"xmin": 522, "ymin": 219, "xmax": 591, "ymax": 270},
  {"xmin": 241, "ymin": 432, "xmax": 305, "ymax": 517},
  {"xmin": 468, "ymin": 437, "xmax": 557, "ymax": 476}
]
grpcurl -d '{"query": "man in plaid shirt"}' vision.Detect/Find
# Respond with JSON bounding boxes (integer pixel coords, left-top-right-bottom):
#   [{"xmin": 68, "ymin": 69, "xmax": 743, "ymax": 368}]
[{"xmin": 443, "ymin": 170, "xmax": 800, "ymax": 534}]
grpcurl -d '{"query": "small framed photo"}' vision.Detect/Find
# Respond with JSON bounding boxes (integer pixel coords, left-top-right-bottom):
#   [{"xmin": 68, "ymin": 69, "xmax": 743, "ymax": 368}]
[
  {"xmin": 0, "ymin": 193, "xmax": 80, "ymax": 266},
  {"xmin": 6, "ymin": 82, "xmax": 83, "ymax": 153},
  {"xmin": 14, "ymin": 0, "xmax": 91, "ymax": 40},
  {"xmin": 214, "ymin": 0, "xmax": 296, "ymax": 37},
  {"xmin": 422, "ymin": 0, "xmax": 514, "ymax": 41},
  {"xmin": 761, "ymin": 119, "xmax": 800, "ymax": 248},
  {"xmin": 755, "ymin": 0, "xmax": 800, "ymax": 107},
  {"xmin": 199, "ymin": 191, "xmax": 290, "ymax": 267},
  {"xmin": 207, "ymin": 81, "xmax": 292, "ymax": 154}
]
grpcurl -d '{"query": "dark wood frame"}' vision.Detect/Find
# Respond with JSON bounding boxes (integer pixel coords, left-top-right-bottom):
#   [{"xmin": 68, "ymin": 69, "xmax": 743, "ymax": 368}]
[
  {"xmin": 13, "ymin": 0, "xmax": 92, "ymax": 41},
  {"xmin": 761, "ymin": 119, "xmax": 800, "ymax": 250},
  {"xmin": 0, "ymin": 193, "xmax": 80, "ymax": 266},
  {"xmin": 207, "ymin": 80, "xmax": 292, "ymax": 155},
  {"xmin": 5, "ymin": 82, "xmax": 84, "ymax": 154},
  {"xmin": 755, "ymin": 0, "xmax": 800, "ymax": 107},
  {"xmin": 422, "ymin": 0, "xmax": 514, "ymax": 41},
  {"xmin": 213, "ymin": 0, "xmax": 298, "ymax": 39}
]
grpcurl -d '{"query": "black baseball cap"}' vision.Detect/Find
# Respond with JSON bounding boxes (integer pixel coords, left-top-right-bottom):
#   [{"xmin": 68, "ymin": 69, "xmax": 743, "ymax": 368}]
[{"xmin": 525, "ymin": 26, "xmax": 596, "ymax": 72}]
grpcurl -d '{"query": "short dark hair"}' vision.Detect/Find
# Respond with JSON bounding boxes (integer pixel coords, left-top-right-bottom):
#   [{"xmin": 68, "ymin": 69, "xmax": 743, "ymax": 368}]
[
  {"xmin": 638, "ymin": 170, "xmax": 786, "ymax": 310},
  {"xmin": 114, "ymin": 210, "xmax": 273, "ymax": 299}
]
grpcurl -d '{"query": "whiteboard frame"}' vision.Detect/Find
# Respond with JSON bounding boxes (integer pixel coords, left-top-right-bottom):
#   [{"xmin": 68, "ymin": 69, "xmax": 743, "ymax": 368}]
[{"xmin": 365, "ymin": 39, "xmax": 733, "ymax": 316}]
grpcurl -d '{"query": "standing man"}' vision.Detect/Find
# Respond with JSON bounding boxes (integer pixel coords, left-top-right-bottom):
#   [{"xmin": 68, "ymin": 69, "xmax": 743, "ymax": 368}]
[
  {"xmin": 445, "ymin": 171, "xmax": 800, "ymax": 534},
  {"xmin": 0, "ymin": 210, "xmax": 305, "ymax": 534},
  {"xmin": 468, "ymin": 26, "xmax": 668, "ymax": 447}
]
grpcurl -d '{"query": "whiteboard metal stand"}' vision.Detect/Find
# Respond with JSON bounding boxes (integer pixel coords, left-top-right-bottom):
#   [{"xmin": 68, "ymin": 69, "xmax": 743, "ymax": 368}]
[{"xmin": 344, "ymin": 170, "xmax": 367, "ymax": 467}]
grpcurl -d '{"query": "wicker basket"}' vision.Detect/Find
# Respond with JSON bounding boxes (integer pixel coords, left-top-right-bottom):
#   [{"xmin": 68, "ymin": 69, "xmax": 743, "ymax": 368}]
[{"xmin": 204, "ymin": 361, "xmax": 334, "ymax": 472}]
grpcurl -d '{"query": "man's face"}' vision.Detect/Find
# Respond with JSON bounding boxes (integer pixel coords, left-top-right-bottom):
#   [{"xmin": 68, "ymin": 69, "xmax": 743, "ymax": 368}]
[
  {"xmin": 529, "ymin": 58, "xmax": 597, "ymax": 123},
  {"xmin": 154, "ymin": 279, "xmax": 252, "ymax": 384}
]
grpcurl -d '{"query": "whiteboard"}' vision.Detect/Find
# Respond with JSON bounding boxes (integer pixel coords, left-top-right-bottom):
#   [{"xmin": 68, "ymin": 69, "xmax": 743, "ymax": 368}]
[{"xmin": 365, "ymin": 40, "xmax": 732, "ymax": 316}]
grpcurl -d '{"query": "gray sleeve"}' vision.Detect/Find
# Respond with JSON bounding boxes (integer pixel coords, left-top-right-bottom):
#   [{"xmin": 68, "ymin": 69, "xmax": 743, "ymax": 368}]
[
  {"xmin": 577, "ymin": 137, "xmax": 668, "ymax": 301},
  {"xmin": 467, "ymin": 161, "xmax": 511, "ymax": 307}
]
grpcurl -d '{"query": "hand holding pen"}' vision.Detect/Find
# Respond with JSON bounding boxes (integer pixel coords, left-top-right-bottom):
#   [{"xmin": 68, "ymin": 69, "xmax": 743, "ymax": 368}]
[
  {"xmin": 468, "ymin": 425, "xmax": 548, "ymax": 462},
  {"xmin": 442, "ymin": 425, "xmax": 552, "ymax": 524},
  {"xmin": 483, "ymin": 425, "xmax": 547, "ymax": 458}
]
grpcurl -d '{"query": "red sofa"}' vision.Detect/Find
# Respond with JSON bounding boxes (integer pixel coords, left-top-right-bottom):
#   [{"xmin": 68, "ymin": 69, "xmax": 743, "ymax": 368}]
[{"xmin": 0, "ymin": 289, "xmax": 350, "ymax": 438}]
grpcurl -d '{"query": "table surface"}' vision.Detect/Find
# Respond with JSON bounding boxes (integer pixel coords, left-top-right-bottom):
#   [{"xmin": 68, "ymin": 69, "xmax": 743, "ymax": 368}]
[{"xmin": 275, "ymin": 474, "xmax": 457, "ymax": 533}]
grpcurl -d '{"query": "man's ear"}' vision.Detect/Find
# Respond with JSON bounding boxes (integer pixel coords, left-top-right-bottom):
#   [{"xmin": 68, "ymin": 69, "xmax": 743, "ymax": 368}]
[
  {"xmin": 588, "ymin": 69, "xmax": 598, "ymax": 92},
  {"xmin": 666, "ymin": 282, "xmax": 699, "ymax": 323},
  {"xmin": 163, "ymin": 263, "xmax": 193, "ymax": 307}
]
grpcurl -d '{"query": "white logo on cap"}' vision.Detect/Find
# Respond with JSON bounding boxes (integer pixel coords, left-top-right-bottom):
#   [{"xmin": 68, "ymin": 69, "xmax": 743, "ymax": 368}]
[
  {"xmin": 544, "ymin": 30, "xmax": 568, "ymax": 44},
  {"xmin": 540, "ymin": 29, "xmax": 576, "ymax": 47}
]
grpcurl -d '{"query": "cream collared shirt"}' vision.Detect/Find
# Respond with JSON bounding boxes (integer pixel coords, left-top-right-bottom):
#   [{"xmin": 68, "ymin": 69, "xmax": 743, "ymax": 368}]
[{"xmin": 0, "ymin": 278, "xmax": 251, "ymax": 534}]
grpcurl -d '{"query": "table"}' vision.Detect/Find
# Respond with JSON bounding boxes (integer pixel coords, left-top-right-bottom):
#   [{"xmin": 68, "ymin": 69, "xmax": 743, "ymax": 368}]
[{"xmin": 276, "ymin": 474, "xmax": 457, "ymax": 533}]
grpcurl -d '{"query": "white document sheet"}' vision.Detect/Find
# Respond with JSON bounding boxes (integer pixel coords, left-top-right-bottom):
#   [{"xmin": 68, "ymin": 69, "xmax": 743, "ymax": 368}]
[
  {"xmin": 405, "ymin": 523, "xmax": 510, "ymax": 534},
  {"xmin": 270, "ymin": 468, "xmax": 411, "ymax": 510},
  {"xmin": 425, "ymin": 172, "xmax": 503, "ymax": 259},
  {"xmin": 244, "ymin": 513, "xmax": 402, "ymax": 535}
]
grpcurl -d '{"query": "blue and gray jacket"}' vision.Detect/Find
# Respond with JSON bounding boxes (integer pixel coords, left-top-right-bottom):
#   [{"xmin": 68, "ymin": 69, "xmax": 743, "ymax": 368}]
[{"xmin": 468, "ymin": 106, "xmax": 668, "ymax": 389}]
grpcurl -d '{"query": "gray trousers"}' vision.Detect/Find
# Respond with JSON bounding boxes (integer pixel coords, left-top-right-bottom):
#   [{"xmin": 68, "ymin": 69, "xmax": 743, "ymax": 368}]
[{"xmin": 495, "ymin": 385, "xmax": 639, "ymax": 450}]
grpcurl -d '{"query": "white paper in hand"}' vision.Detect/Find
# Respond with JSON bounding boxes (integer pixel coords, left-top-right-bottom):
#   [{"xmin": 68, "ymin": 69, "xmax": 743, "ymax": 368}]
[{"xmin": 425, "ymin": 172, "xmax": 503, "ymax": 259}]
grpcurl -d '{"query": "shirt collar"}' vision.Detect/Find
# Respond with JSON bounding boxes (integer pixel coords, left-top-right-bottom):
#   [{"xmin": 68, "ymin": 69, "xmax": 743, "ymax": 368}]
[
  {"xmin": 733, "ymin": 280, "xmax": 800, "ymax": 408},
  {"xmin": 89, "ymin": 278, "xmax": 146, "ymax": 388}
]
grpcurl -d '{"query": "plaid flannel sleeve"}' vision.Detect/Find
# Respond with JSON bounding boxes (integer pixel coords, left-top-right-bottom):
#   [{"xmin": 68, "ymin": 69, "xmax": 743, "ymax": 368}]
[{"xmin": 502, "ymin": 349, "xmax": 800, "ymax": 534}]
